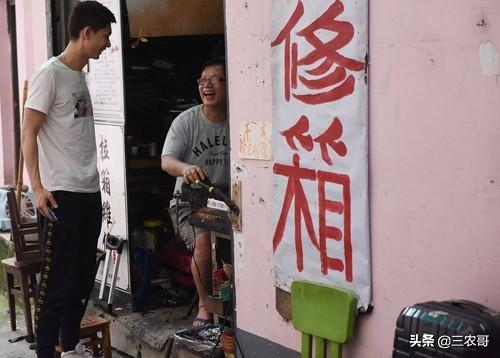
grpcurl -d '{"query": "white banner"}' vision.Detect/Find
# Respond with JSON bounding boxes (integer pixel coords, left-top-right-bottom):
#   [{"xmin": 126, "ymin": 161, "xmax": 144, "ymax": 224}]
[
  {"xmin": 94, "ymin": 124, "xmax": 130, "ymax": 293},
  {"xmin": 271, "ymin": 0, "xmax": 371, "ymax": 309},
  {"xmin": 86, "ymin": 0, "xmax": 130, "ymax": 293}
]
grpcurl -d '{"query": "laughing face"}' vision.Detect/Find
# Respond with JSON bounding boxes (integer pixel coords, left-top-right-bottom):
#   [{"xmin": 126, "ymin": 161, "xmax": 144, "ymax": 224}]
[
  {"xmin": 84, "ymin": 25, "xmax": 112, "ymax": 60},
  {"xmin": 198, "ymin": 64, "xmax": 226, "ymax": 109}
]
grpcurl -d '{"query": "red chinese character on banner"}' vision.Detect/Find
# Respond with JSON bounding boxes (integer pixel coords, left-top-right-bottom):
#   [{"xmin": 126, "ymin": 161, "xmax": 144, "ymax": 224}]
[
  {"xmin": 317, "ymin": 170, "xmax": 352, "ymax": 281},
  {"xmin": 281, "ymin": 115, "xmax": 347, "ymax": 166},
  {"xmin": 271, "ymin": 0, "xmax": 365, "ymax": 104},
  {"xmin": 273, "ymin": 154, "xmax": 319, "ymax": 272},
  {"xmin": 314, "ymin": 117, "xmax": 347, "ymax": 165},
  {"xmin": 273, "ymin": 154, "xmax": 353, "ymax": 282},
  {"xmin": 281, "ymin": 115, "xmax": 314, "ymax": 151}
]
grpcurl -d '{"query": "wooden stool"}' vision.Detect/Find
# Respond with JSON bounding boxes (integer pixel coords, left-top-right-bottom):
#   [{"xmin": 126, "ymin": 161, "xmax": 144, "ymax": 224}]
[
  {"xmin": 1, "ymin": 257, "xmax": 40, "ymax": 343},
  {"xmin": 55, "ymin": 315, "xmax": 111, "ymax": 357},
  {"xmin": 80, "ymin": 315, "xmax": 112, "ymax": 357}
]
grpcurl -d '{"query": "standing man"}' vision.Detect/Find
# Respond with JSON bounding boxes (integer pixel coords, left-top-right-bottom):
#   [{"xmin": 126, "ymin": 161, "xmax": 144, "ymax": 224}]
[
  {"xmin": 22, "ymin": 2, "xmax": 115, "ymax": 357},
  {"xmin": 162, "ymin": 59, "xmax": 230, "ymax": 327}
]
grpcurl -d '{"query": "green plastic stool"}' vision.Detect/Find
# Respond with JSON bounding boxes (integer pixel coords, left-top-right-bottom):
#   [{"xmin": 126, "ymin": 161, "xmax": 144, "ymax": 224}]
[{"xmin": 291, "ymin": 280, "xmax": 357, "ymax": 358}]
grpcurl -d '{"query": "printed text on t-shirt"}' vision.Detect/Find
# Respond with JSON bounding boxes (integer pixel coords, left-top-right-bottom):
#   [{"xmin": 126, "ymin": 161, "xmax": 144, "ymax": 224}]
[{"xmin": 192, "ymin": 135, "xmax": 228, "ymax": 157}]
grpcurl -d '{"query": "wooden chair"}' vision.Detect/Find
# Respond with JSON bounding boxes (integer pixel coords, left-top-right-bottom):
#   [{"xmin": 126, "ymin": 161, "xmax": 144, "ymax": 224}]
[
  {"xmin": 1, "ymin": 188, "xmax": 42, "ymax": 343},
  {"xmin": 291, "ymin": 280, "xmax": 357, "ymax": 358},
  {"xmin": 6, "ymin": 188, "xmax": 41, "ymax": 260}
]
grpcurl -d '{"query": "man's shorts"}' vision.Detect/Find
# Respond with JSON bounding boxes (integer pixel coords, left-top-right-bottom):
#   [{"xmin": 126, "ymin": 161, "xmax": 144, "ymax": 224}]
[{"xmin": 169, "ymin": 205, "xmax": 208, "ymax": 251}]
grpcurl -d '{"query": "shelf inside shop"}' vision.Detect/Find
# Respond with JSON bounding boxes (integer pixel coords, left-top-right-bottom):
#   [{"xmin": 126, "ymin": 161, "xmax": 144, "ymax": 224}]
[{"xmin": 127, "ymin": 158, "xmax": 161, "ymax": 169}]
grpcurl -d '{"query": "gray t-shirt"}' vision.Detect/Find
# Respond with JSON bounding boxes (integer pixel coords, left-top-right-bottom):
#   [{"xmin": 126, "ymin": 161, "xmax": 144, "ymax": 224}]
[
  {"xmin": 162, "ymin": 104, "xmax": 230, "ymax": 200},
  {"xmin": 24, "ymin": 57, "xmax": 99, "ymax": 193}
]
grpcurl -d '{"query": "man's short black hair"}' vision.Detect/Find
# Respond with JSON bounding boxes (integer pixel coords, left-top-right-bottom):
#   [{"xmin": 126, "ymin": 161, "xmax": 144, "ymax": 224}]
[
  {"xmin": 201, "ymin": 58, "xmax": 226, "ymax": 73},
  {"xmin": 68, "ymin": 1, "xmax": 116, "ymax": 40}
]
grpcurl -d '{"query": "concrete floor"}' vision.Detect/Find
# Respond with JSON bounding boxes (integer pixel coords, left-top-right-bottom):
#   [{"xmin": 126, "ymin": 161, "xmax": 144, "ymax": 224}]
[
  {"xmin": 0, "ymin": 329, "xmax": 36, "ymax": 357},
  {"xmin": 0, "ymin": 318, "xmax": 132, "ymax": 357},
  {"xmin": 0, "ymin": 293, "xmax": 132, "ymax": 357}
]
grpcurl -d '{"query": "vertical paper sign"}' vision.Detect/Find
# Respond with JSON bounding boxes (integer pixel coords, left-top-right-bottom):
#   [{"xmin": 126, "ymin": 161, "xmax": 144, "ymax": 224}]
[
  {"xmin": 95, "ymin": 124, "xmax": 130, "ymax": 293},
  {"xmin": 86, "ymin": 0, "xmax": 125, "ymax": 123},
  {"xmin": 239, "ymin": 121, "xmax": 272, "ymax": 160},
  {"xmin": 271, "ymin": 0, "xmax": 371, "ymax": 309}
]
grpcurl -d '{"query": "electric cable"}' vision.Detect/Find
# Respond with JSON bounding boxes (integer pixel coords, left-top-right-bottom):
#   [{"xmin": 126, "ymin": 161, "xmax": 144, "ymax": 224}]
[
  {"xmin": 190, "ymin": 221, "xmax": 212, "ymax": 294},
  {"xmin": 189, "ymin": 187, "xmax": 212, "ymax": 294}
]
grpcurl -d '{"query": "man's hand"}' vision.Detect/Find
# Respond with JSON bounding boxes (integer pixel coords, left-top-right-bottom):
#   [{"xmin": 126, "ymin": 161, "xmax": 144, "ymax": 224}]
[
  {"xmin": 182, "ymin": 165, "xmax": 208, "ymax": 183},
  {"xmin": 161, "ymin": 155, "xmax": 208, "ymax": 183},
  {"xmin": 34, "ymin": 187, "xmax": 58, "ymax": 221}
]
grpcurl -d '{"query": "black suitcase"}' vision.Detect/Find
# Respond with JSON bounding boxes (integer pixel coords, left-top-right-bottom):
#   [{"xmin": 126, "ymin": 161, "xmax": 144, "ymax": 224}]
[{"xmin": 393, "ymin": 300, "xmax": 500, "ymax": 357}]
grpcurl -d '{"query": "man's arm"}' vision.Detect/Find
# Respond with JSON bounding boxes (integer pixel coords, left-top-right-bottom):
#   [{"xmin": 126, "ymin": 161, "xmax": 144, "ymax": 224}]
[
  {"xmin": 22, "ymin": 108, "xmax": 57, "ymax": 219},
  {"xmin": 161, "ymin": 155, "xmax": 208, "ymax": 183}
]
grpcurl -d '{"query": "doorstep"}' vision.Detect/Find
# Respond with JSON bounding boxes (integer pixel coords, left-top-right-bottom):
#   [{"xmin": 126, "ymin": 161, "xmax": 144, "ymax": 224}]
[{"xmin": 87, "ymin": 292, "xmax": 194, "ymax": 358}]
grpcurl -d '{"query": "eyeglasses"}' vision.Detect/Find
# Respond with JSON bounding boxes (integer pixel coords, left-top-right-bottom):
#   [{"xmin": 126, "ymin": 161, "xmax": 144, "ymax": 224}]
[{"xmin": 196, "ymin": 76, "xmax": 226, "ymax": 86}]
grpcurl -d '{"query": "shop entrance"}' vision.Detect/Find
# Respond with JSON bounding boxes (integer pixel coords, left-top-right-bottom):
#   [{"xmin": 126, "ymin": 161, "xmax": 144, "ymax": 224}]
[
  {"xmin": 50, "ymin": 0, "xmax": 234, "ymax": 356},
  {"xmin": 122, "ymin": 11, "xmax": 226, "ymax": 311}
]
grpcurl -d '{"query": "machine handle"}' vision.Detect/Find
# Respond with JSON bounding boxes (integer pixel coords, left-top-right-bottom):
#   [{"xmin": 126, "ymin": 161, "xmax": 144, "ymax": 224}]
[{"xmin": 196, "ymin": 179, "xmax": 240, "ymax": 214}]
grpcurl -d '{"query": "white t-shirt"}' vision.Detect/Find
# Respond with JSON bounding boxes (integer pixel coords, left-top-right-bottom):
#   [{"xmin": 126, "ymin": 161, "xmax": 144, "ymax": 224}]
[{"xmin": 25, "ymin": 57, "xmax": 99, "ymax": 193}]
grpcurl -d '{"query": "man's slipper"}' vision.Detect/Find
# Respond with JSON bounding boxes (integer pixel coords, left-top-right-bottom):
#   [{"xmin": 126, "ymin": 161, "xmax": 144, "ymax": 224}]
[{"xmin": 193, "ymin": 317, "xmax": 213, "ymax": 327}]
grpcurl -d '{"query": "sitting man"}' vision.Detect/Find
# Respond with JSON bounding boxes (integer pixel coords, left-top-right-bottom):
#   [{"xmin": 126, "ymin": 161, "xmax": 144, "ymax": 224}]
[{"xmin": 161, "ymin": 59, "xmax": 229, "ymax": 326}]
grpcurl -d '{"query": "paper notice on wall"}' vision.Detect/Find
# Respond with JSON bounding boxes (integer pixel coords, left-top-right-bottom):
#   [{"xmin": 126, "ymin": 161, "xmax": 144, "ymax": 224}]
[
  {"xmin": 239, "ymin": 121, "xmax": 272, "ymax": 160},
  {"xmin": 86, "ymin": 0, "xmax": 125, "ymax": 124}
]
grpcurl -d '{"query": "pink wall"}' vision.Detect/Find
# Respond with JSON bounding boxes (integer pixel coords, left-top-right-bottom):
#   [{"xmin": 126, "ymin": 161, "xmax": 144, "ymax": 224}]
[
  {"xmin": 226, "ymin": 0, "xmax": 302, "ymax": 350},
  {"xmin": 0, "ymin": 0, "xmax": 14, "ymax": 185},
  {"xmin": 13, "ymin": 0, "xmax": 49, "ymax": 187},
  {"xmin": 226, "ymin": 0, "xmax": 500, "ymax": 356},
  {"xmin": 10, "ymin": 0, "xmax": 298, "ymax": 348},
  {"xmin": 0, "ymin": 0, "xmax": 48, "ymax": 187},
  {"xmin": 15, "ymin": 0, "xmax": 49, "ymax": 101}
]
